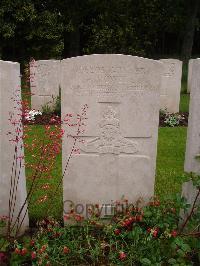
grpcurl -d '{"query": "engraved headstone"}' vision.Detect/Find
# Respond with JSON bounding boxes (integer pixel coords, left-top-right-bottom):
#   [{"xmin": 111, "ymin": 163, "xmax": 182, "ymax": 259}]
[
  {"xmin": 0, "ymin": 60, "xmax": 29, "ymax": 234},
  {"xmin": 30, "ymin": 60, "xmax": 61, "ymax": 111},
  {"xmin": 61, "ymin": 54, "xmax": 163, "ymax": 216},
  {"xmin": 159, "ymin": 59, "xmax": 182, "ymax": 113}
]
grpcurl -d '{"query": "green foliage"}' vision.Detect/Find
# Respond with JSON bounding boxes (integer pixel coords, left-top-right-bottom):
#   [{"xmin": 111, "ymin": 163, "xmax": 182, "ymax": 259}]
[
  {"xmin": 1, "ymin": 0, "xmax": 199, "ymax": 61},
  {"xmin": 9, "ymin": 195, "xmax": 200, "ymax": 265},
  {"xmin": 181, "ymin": 62, "xmax": 188, "ymax": 93},
  {"xmin": 163, "ymin": 112, "xmax": 185, "ymax": 127}
]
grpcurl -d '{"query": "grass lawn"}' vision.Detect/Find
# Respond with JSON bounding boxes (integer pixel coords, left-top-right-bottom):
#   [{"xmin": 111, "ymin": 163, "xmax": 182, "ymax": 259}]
[
  {"xmin": 155, "ymin": 127, "xmax": 189, "ymax": 199},
  {"xmin": 179, "ymin": 93, "xmax": 190, "ymax": 113},
  {"xmin": 25, "ymin": 125, "xmax": 189, "ymax": 221},
  {"xmin": 181, "ymin": 61, "xmax": 188, "ymax": 94},
  {"xmin": 179, "ymin": 61, "xmax": 190, "ymax": 113},
  {"xmin": 24, "ymin": 125, "xmax": 62, "ymax": 222}
]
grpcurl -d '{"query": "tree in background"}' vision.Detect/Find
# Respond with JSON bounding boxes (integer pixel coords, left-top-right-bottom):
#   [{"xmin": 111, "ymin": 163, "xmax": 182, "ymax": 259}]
[
  {"xmin": 0, "ymin": 0, "xmax": 199, "ymax": 63},
  {"xmin": 181, "ymin": 0, "xmax": 199, "ymax": 61},
  {"xmin": 0, "ymin": 0, "xmax": 62, "ymax": 62}
]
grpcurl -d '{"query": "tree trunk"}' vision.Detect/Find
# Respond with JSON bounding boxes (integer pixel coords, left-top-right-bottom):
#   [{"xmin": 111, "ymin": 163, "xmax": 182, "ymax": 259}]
[{"xmin": 181, "ymin": 0, "xmax": 199, "ymax": 62}]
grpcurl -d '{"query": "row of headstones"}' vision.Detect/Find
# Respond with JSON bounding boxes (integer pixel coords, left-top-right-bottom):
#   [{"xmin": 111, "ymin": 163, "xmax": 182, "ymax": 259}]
[
  {"xmin": 30, "ymin": 58, "xmax": 182, "ymax": 113},
  {"xmin": 0, "ymin": 55, "xmax": 199, "ymax": 236}
]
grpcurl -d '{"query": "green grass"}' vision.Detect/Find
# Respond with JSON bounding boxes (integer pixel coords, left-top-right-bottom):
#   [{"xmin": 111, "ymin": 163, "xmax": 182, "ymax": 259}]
[
  {"xmin": 24, "ymin": 125, "xmax": 62, "ymax": 222},
  {"xmin": 179, "ymin": 93, "xmax": 190, "ymax": 113},
  {"xmin": 179, "ymin": 61, "xmax": 190, "ymax": 113},
  {"xmin": 155, "ymin": 127, "xmax": 189, "ymax": 199},
  {"xmin": 181, "ymin": 61, "xmax": 188, "ymax": 94},
  {"xmin": 24, "ymin": 125, "xmax": 189, "ymax": 220}
]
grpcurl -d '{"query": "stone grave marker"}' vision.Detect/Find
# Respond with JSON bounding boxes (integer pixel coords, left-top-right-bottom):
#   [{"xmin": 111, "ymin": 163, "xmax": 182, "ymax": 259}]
[
  {"xmin": 187, "ymin": 59, "xmax": 195, "ymax": 93},
  {"xmin": 183, "ymin": 59, "xmax": 200, "ymax": 217},
  {"xmin": 30, "ymin": 60, "xmax": 61, "ymax": 111},
  {"xmin": 159, "ymin": 59, "xmax": 182, "ymax": 113},
  {"xmin": 61, "ymin": 54, "xmax": 163, "ymax": 217},
  {"xmin": 185, "ymin": 59, "xmax": 200, "ymax": 175},
  {"xmin": 0, "ymin": 60, "xmax": 29, "ymax": 234}
]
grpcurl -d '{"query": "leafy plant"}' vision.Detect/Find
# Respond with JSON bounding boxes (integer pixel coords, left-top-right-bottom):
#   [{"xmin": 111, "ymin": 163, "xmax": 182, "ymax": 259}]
[
  {"xmin": 41, "ymin": 88, "xmax": 61, "ymax": 116},
  {"xmin": 160, "ymin": 109, "xmax": 185, "ymax": 127},
  {"xmin": 9, "ymin": 193, "xmax": 200, "ymax": 265}
]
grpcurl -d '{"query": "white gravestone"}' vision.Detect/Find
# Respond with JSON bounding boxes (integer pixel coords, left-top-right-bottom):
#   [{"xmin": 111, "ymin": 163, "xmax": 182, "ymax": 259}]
[
  {"xmin": 30, "ymin": 60, "xmax": 61, "ymax": 111},
  {"xmin": 187, "ymin": 59, "xmax": 195, "ymax": 93},
  {"xmin": 0, "ymin": 60, "xmax": 29, "ymax": 234},
  {"xmin": 183, "ymin": 59, "xmax": 200, "ymax": 215},
  {"xmin": 159, "ymin": 59, "xmax": 182, "ymax": 113},
  {"xmin": 61, "ymin": 54, "xmax": 163, "ymax": 216},
  {"xmin": 185, "ymin": 59, "xmax": 200, "ymax": 174}
]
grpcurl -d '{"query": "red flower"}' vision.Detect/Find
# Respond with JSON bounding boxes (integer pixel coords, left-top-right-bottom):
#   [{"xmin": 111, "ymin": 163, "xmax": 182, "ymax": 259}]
[
  {"xmin": 14, "ymin": 248, "xmax": 21, "ymax": 255},
  {"xmin": 30, "ymin": 240, "xmax": 35, "ymax": 246},
  {"xmin": 154, "ymin": 200, "xmax": 160, "ymax": 206},
  {"xmin": 74, "ymin": 214, "xmax": 84, "ymax": 222},
  {"xmin": 153, "ymin": 228, "xmax": 159, "ymax": 237},
  {"xmin": 21, "ymin": 248, "xmax": 27, "ymax": 256},
  {"xmin": 114, "ymin": 229, "xmax": 121, "ymax": 235},
  {"xmin": 147, "ymin": 228, "xmax": 151, "ymax": 233},
  {"xmin": 64, "ymin": 214, "xmax": 70, "ymax": 221},
  {"xmin": 171, "ymin": 230, "xmax": 178, "ymax": 237},
  {"xmin": 41, "ymin": 245, "xmax": 47, "ymax": 252},
  {"xmin": 136, "ymin": 215, "xmax": 142, "ymax": 222},
  {"xmin": 63, "ymin": 246, "xmax": 70, "ymax": 254},
  {"xmin": 119, "ymin": 251, "xmax": 127, "ymax": 260},
  {"xmin": 31, "ymin": 251, "xmax": 36, "ymax": 260},
  {"xmin": 147, "ymin": 227, "xmax": 159, "ymax": 237}
]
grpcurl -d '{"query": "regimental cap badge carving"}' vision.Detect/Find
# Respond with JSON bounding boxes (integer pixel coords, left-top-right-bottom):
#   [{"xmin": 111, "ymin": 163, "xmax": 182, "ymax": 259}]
[{"xmin": 99, "ymin": 106, "xmax": 120, "ymax": 128}]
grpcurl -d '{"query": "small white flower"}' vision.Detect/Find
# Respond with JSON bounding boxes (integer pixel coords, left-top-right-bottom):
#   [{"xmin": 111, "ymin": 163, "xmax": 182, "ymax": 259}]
[{"xmin": 25, "ymin": 109, "xmax": 42, "ymax": 121}]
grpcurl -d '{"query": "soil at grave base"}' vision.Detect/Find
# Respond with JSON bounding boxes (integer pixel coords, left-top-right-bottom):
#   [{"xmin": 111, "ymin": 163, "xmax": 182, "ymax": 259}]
[
  {"xmin": 23, "ymin": 113, "xmax": 61, "ymax": 125},
  {"xmin": 23, "ymin": 112, "xmax": 189, "ymax": 127},
  {"xmin": 159, "ymin": 112, "xmax": 188, "ymax": 127}
]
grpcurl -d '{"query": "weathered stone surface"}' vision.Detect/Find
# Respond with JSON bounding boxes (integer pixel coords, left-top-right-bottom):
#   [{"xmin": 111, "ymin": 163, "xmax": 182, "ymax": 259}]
[
  {"xmin": 182, "ymin": 180, "xmax": 200, "ymax": 208},
  {"xmin": 0, "ymin": 60, "xmax": 29, "ymax": 234},
  {"xmin": 187, "ymin": 59, "xmax": 195, "ymax": 93},
  {"xmin": 180, "ymin": 180, "xmax": 200, "ymax": 221},
  {"xmin": 61, "ymin": 54, "xmax": 163, "ymax": 216},
  {"xmin": 184, "ymin": 59, "xmax": 200, "ymax": 174},
  {"xmin": 30, "ymin": 60, "xmax": 61, "ymax": 111},
  {"xmin": 159, "ymin": 59, "xmax": 182, "ymax": 113}
]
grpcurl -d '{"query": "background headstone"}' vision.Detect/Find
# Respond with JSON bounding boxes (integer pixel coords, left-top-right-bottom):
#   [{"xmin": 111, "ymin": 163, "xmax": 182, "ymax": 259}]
[
  {"xmin": 187, "ymin": 59, "xmax": 195, "ymax": 93},
  {"xmin": 159, "ymin": 59, "xmax": 182, "ymax": 113},
  {"xmin": 30, "ymin": 60, "xmax": 61, "ymax": 111},
  {"xmin": 0, "ymin": 60, "xmax": 29, "ymax": 234},
  {"xmin": 61, "ymin": 54, "xmax": 163, "ymax": 216}
]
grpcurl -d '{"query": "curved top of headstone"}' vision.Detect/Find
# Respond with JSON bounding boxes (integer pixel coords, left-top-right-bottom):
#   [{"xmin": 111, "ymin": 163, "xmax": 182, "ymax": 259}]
[
  {"xmin": 159, "ymin": 58, "xmax": 182, "ymax": 63},
  {"xmin": 61, "ymin": 54, "xmax": 163, "ymax": 93},
  {"xmin": 0, "ymin": 59, "xmax": 19, "ymax": 65}
]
